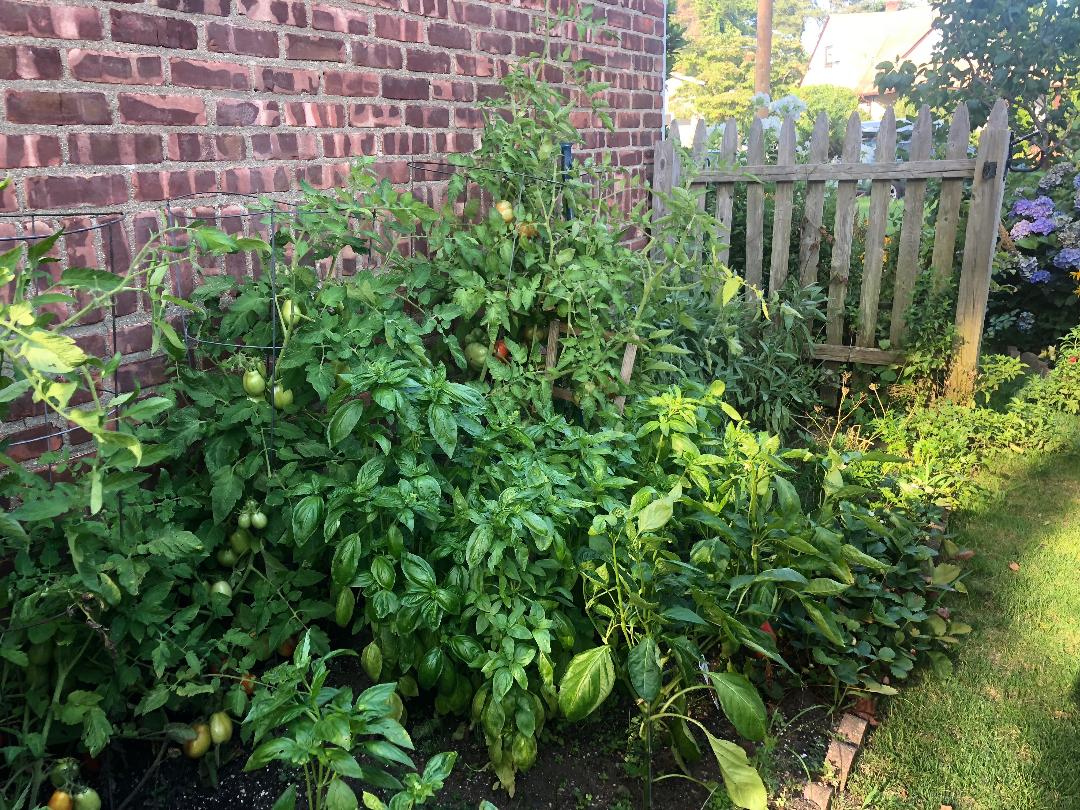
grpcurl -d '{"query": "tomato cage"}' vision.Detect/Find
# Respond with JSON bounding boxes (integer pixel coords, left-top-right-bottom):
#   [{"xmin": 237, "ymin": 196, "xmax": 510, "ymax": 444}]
[{"xmin": 0, "ymin": 212, "xmax": 129, "ymax": 483}]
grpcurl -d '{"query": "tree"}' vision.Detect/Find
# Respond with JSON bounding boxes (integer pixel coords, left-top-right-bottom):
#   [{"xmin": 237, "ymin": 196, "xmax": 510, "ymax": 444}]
[
  {"xmin": 875, "ymin": 0, "xmax": 1080, "ymax": 153},
  {"xmin": 669, "ymin": 0, "xmax": 819, "ymax": 123},
  {"xmin": 792, "ymin": 84, "xmax": 861, "ymax": 153}
]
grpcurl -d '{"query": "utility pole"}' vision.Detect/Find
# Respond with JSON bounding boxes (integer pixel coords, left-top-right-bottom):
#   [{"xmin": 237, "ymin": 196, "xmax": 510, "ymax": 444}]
[{"xmin": 754, "ymin": 0, "xmax": 773, "ymax": 114}]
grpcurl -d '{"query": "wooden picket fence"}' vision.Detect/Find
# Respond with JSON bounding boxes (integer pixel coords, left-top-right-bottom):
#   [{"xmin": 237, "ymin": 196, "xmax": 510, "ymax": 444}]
[{"xmin": 652, "ymin": 99, "xmax": 1011, "ymax": 398}]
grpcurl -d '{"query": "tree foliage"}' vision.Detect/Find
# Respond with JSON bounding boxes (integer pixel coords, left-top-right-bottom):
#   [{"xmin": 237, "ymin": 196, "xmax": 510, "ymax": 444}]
[
  {"xmin": 875, "ymin": 0, "xmax": 1080, "ymax": 150},
  {"xmin": 670, "ymin": 0, "xmax": 819, "ymax": 123},
  {"xmin": 793, "ymin": 84, "xmax": 861, "ymax": 153}
]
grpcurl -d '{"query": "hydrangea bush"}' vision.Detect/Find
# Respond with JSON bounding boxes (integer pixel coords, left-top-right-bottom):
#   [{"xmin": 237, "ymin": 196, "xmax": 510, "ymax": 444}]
[{"xmin": 985, "ymin": 155, "xmax": 1080, "ymax": 350}]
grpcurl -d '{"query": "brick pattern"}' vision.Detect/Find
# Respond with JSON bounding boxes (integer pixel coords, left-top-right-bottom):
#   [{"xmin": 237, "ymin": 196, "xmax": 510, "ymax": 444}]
[{"xmin": 0, "ymin": 0, "xmax": 663, "ymax": 460}]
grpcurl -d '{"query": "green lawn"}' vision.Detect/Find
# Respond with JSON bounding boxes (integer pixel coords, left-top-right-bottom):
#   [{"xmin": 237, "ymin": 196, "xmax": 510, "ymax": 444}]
[{"xmin": 838, "ymin": 449, "xmax": 1080, "ymax": 810}]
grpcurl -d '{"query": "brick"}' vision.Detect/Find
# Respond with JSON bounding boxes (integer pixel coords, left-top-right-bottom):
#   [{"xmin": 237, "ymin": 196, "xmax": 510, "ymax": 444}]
[
  {"xmin": 826, "ymin": 741, "xmax": 857, "ymax": 792},
  {"xmin": 354, "ymin": 41, "xmax": 403, "ymax": 69},
  {"xmin": 133, "ymin": 169, "xmax": 216, "ymax": 201},
  {"xmin": 323, "ymin": 69, "xmax": 378, "ymax": 97},
  {"xmin": 6, "ymin": 90, "xmax": 110, "ymax": 125},
  {"xmin": 69, "ymin": 133, "xmax": 163, "ymax": 166},
  {"xmin": 69, "ymin": 49, "xmax": 163, "ymax": 85},
  {"xmin": 167, "ymin": 133, "xmax": 245, "ymax": 161},
  {"xmin": 404, "ymin": 105, "xmax": 449, "ymax": 128},
  {"xmin": 603, "ymin": 7, "xmax": 631, "ymax": 28},
  {"xmin": 284, "ymin": 101, "xmax": 345, "ymax": 127},
  {"xmin": 116, "ymin": 323, "xmax": 152, "ymax": 355},
  {"xmin": 117, "ymin": 356, "xmax": 169, "ymax": 392},
  {"xmin": 383, "ymin": 132, "xmax": 427, "ymax": 155},
  {"xmin": 427, "ymin": 22, "xmax": 470, "ymax": 49},
  {"xmin": 255, "ymin": 67, "xmax": 319, "ymax": 94},
  {"xmin": 836, "ymin": 714, "xmax": 869, "ymax": 747},
  {"xmin": 453, "ymin": 107, "xmax": 483, "ymax": 128},
  {"xmin": 349, "ymin": 103, "xmax": 401, "ymax": 127},
  {"xmin": 0, "ymin": 182, "xmax": 15, "ymax": 213},
  {"xmin": 450, "ymin": 1, "xmax": 489, "ymax": 26},
  {"xmin": 0, "ymin": 134, "xmax": 61, "ymax": 169},
  {"xmin": 171, "ymin": 58, "xmax": 249, "ymax": 90},
  {"xmin": 221, "ymin": 166, "xmax": 290, "ymax": 194},
  {"xmin": 454, "ymin": 53, "xmax": 494, "ymax": 77},
  {"xmin": 493, "ymin": 8, "xmax": 530, "ymax": 32},
  {"xmin": 476, "ymin": 83, "xmax": 506, "ymax": 101},
  {"xmin": 0, "ymin": 45, "xmax": 61, "ymax": 80},
  {"xmin": 477, "ymin": 31, "xmax": 512, "ymax": 54},
  {"xmin": 406, "ymin": 49, "xmax": 450, "ymax": 73},
  {"xmin": 239, "ymin": 0, "xmax": 306, "ymax": 25},
  {"xmin": 251, "ymin": 132, "xmax": 318, "ymax": 161},
  {"xmin": 0, "ymin": 1, "xmax": 102, "ymax": 40},
  {"xmin": 633, "ymin": 14, "xmax": 657, "ymax": 34},
  {"xmin": 312, "ymin": 4, "xmax": 367, "ymax": 34},
  {"xmin": 431, "ymin": 78, "xmax": 473, "ymax": 101},
  {"xmin": 374, "ymin": 15, "xmax": 421, "ymax": 43},
  {"xmin": 285, "ymin": 33, "xmax": 345, "ymax": 62},
  {"xmin": 321, "ymin": 132, "xmax": 375, "ymax": 158},
  {"xmin": 119, "ymin": 93, "xmax": 206, "ymax": 126},
  {"xmin": 381, "ymin": 75, "xmax": 428, "ymax": 100},
  {"xmin": 372, "ymin": 160, "xmax": 408, "ymax": 183},
  {"xmin": 157, "ymin": 0, "xmax": 231, "ymax": 15},
  {"xmin": 802, "ymin": 782, "xmax": 833, "ymax": 810},
  {"xmin": 404, "ymin": 0, "xmax": 446, "ymax": 16},
  {"xmin": 216, "ymin": 99, "xmax": 280, "ymax": 126},
  {"xmin": 434, "ymin": 131, "xmax": 474, "ymax": 153},
  {"xmin": 26, "ymin": 174, "xmax": 128, "ymax": 209},
  {"xmin": 515, "ymin": 36, "xmax": 545, "ymax": 58},
  {"xmin": 207, "ymin": 22, "xmax": 278, "ymax": 57},
  {"xmin": 110, "ymin": 10, "xmax": 197, "ymax": 49},
  {"xmin": 3, "ymin": 424, "xmax": 62, "ymax": 463}
]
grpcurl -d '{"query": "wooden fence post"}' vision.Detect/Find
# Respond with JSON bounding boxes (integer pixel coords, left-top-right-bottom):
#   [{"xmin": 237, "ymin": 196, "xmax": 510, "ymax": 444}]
[{"xmin": 947, "ymin": 99, "xmax": 1010, "ymax": 400}]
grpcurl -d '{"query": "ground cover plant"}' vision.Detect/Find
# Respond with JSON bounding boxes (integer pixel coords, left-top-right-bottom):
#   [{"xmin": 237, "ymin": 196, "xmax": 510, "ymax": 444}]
[{"xmin": 7, "ymin": 46, "xmax": 1080, "ymax": 810}]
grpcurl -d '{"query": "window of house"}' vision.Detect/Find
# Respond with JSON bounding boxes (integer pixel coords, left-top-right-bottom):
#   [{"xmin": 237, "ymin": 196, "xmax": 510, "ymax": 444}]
[{"xmin": 824, "ymin": 45, "xmax": 836, "ymax": 67}]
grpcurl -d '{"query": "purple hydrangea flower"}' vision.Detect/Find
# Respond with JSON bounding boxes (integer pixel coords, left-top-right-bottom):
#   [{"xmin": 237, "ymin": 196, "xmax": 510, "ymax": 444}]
[
  {"xmin": 1028, "ymin": 269, "xmax": 1052, "ymax": 283},
  {"xmin": 1017, "ymin": 311, "xmax": 1035, "ymax": 332},
  {"xmin": 1053, "ymin": 247, "xmax": 1080, "ymax": 269},
  {"xmin": 1010, "ymin": 216, "xmax": 1058, "ymax": 239},
  {"xmin": 1011, "ymin": 195, "xmax": 1056, "ymax": 219}
]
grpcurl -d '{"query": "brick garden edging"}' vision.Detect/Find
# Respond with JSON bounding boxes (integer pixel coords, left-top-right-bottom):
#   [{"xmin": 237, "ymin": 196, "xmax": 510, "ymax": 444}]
[{"xmin": 801, "ymin": 711, "xmax": 870, "ymax": 809}]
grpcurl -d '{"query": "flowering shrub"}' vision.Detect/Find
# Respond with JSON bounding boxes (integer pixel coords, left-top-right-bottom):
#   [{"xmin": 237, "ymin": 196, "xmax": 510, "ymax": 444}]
[{"xmin": 986, "ymin": 156, "xmax": 1080, "ymax": 349}]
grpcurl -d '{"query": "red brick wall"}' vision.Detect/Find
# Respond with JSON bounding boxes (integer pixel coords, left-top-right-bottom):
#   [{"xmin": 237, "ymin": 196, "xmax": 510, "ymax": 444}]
[
  {"xmin": 0, "ymin": 0, "xmax": 665, "ymax": 213},
  {"xmin": 0, "ymin": 0, "xmax": 664, "ymax": 461}
]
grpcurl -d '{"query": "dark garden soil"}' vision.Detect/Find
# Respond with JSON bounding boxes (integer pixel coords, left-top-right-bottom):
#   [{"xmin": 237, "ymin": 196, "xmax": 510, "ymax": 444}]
[{"xmin": 83, "ymin": 653, "xmax": 834, "ymax": 810}]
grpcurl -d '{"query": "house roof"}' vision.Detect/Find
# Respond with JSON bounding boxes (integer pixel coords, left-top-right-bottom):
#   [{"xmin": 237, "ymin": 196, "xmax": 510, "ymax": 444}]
[{"xmin": 802, "ymin": 6, "xmax": 937, "ymax": 97}]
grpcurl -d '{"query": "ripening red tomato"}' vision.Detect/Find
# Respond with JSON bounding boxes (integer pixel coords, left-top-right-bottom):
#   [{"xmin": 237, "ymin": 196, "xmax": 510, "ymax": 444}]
[
  {"xmin": 241, "ymin": 672, "xmax": 255, "ymax": 696},
  {"xmin": 494, "ymin": 340, "xmax": 510, "ymax": 362}
]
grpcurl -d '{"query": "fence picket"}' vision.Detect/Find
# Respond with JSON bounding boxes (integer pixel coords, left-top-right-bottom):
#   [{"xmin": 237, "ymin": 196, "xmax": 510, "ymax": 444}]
[
  {"xmin": 856, "ymin": 107, "xmax": 897, "ymax": 347},
  {"xmin": 948, "ymin": 99, "xmax": 1010, "ymax": 398},
  {"xmin": 826, "ymin": 112, "xmax": 862, "ymax": 345},
  {"xmin": 931, "ymin": 104, "xmax": 972, "ymax": 292},
  {"xmin": 769, "ymin": 116, "xmax": 797, "ymax": 291},
  {"xmin": 745, "ymin": 117, "xmax": 765, "ymax": 295},
  {"xmin": 715, "ymin": 118, "xmax": 738, "ymax": 268},
  {"xmin": 689, "ymin": 119, "xmax": 708, "ymax": 213},
  {"xmin": 798, "ymin": 111, "xmax": 829, "ymax": 286},
  {"xmin": 890, "ymin": 105, "xmax": 933, "ymax": 346}
]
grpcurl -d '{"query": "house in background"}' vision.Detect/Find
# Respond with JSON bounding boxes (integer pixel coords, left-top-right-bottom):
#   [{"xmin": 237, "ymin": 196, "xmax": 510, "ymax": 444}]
[{"xmin": 802, "ymin": 1, "xmax": 938, "ymax": 120}]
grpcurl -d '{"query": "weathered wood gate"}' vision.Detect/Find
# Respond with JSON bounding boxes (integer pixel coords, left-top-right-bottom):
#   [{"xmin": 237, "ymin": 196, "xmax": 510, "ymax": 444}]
[{"xmin": 652, "ymin": 99, "xmax": 1011, "ymax": 398}]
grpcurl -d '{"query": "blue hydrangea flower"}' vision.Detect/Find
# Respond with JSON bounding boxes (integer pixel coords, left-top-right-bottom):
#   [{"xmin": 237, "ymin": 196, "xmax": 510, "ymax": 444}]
[
  {"xmin": 1029, "ymin": 269, "xmax": 1052, "ymax": 283},
  {"xmin": 1010, "ymin": 216, "xmax": 1058, "ymax": 239},
  {"xmin": 1017, "ymin": 311, "xmax": 1035, "ymax": 332},
  {"xmin": 1010, "ymin": 195, "xmax": 1056, "ymax": 219},
  {"xmin": 1053, "ymin": 247, "xmax": 1080, "ymax": 269}
]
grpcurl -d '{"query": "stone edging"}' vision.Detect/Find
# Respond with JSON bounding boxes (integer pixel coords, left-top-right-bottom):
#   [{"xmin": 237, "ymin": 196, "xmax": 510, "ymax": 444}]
[{"xmin": 801, "ymin": 711, "xmax": 870, "ymax": 809}]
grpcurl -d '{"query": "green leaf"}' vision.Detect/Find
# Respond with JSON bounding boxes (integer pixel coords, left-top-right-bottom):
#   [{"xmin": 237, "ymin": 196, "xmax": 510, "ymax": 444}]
[
  {"xmin": 428, "ymin": 404, "xmax": 458, "ymax": 458},
  {"xmin": 332, "ymin": 534, "xmax": 363, "ymax": 588},
  {"xmin": 211, "ymin": 466, "xmax": 243, "ymax": 525},
  {"xmin": 465, "ymin": 522, "xmax": 493, "ymax": 568},
  {"xmin": 558, "ymin": 645, "xmax": 615, "ymax": 722},
  {"xmin": 803, "ymin": 578, "xmax": 849, "ymax": 596},
  {"xmin": 704, "ymin": 731, "xmax": 767, "ymax": 810},
  {"xmin": 637, "ymin": 497, "xmax": 673, "ymax": 534},
  {"xmin": 401, "ymin": 553, "xmax": 436, "ymax": 589},
  {"xmin": 14, "ymin": 327, "xmax": 86, "ymax": 374},
  {"xmin": 931, "ymin": 563, "xmax": 962, "ymax": 585},
  {"xmin": 326, "ymin": 778, "xmax": 358, "ymax": 810},
  {"xmin": 710, "ymin": 673, "xmax": 767, "ymax": 742},
  {"xmin": 840, "ymin": 544, "xmax": 890, "ymax": 572},
  {"xmin": 272, "ymin": 786, "xmax": 297, "ymax": 810},
  {"xmin": 627, "ymin": 637, "xmax": 662, "ymax": 702},
  {"xmin": 328, "ymin": 400, "xmax": 365, "ymax": 447},
  {"xmin": 291, "ymin": 494, "xmax": 323, "ymax": 546}
]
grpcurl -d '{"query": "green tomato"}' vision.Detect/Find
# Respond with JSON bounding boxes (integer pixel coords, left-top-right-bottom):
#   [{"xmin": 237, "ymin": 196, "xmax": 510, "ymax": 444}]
[
  {"xmin": 209, "ymin": 711, "xmax": 234, "ymax": 745},
  {"xmin": 210, "ymin": 581, "xmax": 233, "ymax": 599},
  {"xmin": 49, "ymin": 758, "xmax": 80, "ymax": 789},
  {"xmin": 237, "ymin": 511, "xmax": 251, "ymax": 530},
  {"xmin": 250, "ymin": 510, "xmax": 268, "ymax": 531},
  {"xmin": 556, "ymin": 301, "xmax": 569, "ymax": 318},
  {"xmin": 464, "ymin": 342, "xmax": 489, "ymax": 371},
  {"xmin": 272, "ymin": 385, "xmax": 293, "ymax": 409},
  {"xmin": 216, "ymin": 547, "xmax": 239, "ymax": 567},
  {"xmin": 229, "ymin": 529, "xmax": 252, "ymax": 555},
  {"xmin": 242, "ymin": 370, "xmax": 265, "ymax": 397},
  {"xmin": 280, "ymin": 299, "xmax": 301, "ymax": 327},
  {"xmin": 73, "ymin": 789, "xmax": 101, "ymax": 810}
]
